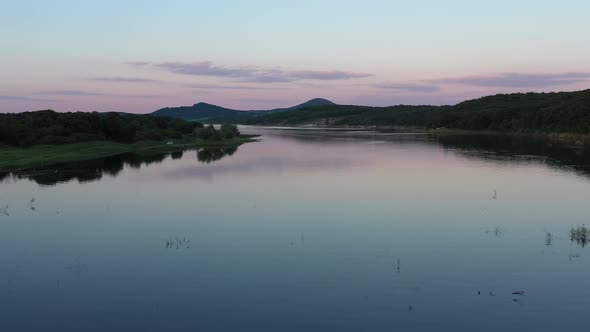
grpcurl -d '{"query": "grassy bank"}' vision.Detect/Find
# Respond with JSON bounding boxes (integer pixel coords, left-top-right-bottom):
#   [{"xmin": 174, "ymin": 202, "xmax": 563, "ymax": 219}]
[{"xmin": 0, "ymin": 135, "xmax": 256, "ymax": 172}]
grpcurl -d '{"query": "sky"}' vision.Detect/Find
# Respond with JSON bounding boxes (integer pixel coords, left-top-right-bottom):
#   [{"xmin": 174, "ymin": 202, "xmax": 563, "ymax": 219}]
[{"xmin": 1, "ymin": 0, "xmax": 590, "ymax": 113}]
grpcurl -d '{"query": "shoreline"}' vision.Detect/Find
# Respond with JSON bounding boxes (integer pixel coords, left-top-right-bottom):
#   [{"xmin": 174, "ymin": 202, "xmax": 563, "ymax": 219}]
[
  {"xmin": 0, "ymin": 135, "xmax": 257, "ymax": 173},
  {"xmin": 426, "ymin": 128, "xmax": 590, "ymax": 147},
  {"xmin": 247, "ymin": 123, "xmax": 590, "ymax": 146}
]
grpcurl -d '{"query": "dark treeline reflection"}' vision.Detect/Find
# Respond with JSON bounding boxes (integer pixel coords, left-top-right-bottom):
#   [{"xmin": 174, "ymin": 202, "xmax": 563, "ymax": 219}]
[
  {"xmin": 434, "ymin": 134, "xmax": 590, "ymax": 179},
  {"xmin": 196, "ymin": 146, "xmax": 237, "ymax": 163},
  {"xmin": 0, "ymin": 147, "xmax": 238, "ymax": 186}
]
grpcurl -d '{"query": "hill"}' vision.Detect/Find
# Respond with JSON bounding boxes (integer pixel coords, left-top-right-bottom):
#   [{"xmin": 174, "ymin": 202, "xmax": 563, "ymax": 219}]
[
  {"xmin": 271, "ymin": 98, "xmax": 336, "ymax": 112},
  {"xmin": 245, "ymin": 90, "xmax": 590, "ymax": 134},
  {"xmin": 152, "ymin": 98, "xmax": 336, "ymax": 122},
  {"xmin": 152, "ymin": 102, "xmax": 248, "ymax": 122}
]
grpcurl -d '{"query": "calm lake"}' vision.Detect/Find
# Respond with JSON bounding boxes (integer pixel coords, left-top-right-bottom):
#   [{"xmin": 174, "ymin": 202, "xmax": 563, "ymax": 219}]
[{"xmin": 2, "ymin": 126, "xmax": 590, "ymax": 331}]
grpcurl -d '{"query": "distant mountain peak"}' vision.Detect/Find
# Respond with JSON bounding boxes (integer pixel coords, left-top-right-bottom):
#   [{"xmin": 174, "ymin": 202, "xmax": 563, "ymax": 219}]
[
  {"xmin": 306, "ymin": 98, "xmax": 335, "ymax": 104},
  {"xmin": 296, "ymin": 98, "xmax": 336, "ymax": 107},
  {"xmin": 278, "ymin": 98, "xmax": 336, "ymax": 111},
  {"xmin": 193, "ymin": 102, "xmax": 216, "ymax": 107}
]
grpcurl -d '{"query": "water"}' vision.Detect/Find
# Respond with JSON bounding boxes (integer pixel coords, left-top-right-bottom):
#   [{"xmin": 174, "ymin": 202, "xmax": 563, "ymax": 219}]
[{"xmin": 1, "ymin": 126, "xmax": 590, "ymax": 331}]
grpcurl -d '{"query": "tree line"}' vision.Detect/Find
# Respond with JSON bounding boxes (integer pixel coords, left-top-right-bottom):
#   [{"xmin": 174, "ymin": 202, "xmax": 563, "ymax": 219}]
[
  {"xmin": 247, "ymin": 90, "xmax": 590, "ymax": 134},
  {"xmin": 0, "ymin": 110, "xmax": 241, "ymax": 147}
]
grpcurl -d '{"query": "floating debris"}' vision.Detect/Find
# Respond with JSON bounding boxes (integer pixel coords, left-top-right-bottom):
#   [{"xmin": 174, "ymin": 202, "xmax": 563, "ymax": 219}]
[
  {"xmin": 492, "ymin": 190, "xmax": 498, "ymax": 200},
  {"xmin": 512, "ymin": 290, "xmax": 526, "ymax": 295},
  {"xmin": 489, "ymin": 291, "xmax": 496, "ymax": 296},
  {"xmin": 408, "ymin": 305, "xmax": 413, "ymax": 312}
]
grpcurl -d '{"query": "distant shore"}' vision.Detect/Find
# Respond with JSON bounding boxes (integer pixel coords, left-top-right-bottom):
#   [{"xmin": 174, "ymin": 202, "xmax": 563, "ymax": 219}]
[
  {"xmin": 426, "ymin": 128, "xmax": 590, "ymax": 145},
  {"xmin": 250, "ymin": 123, "xmax": 590, "ymax": 147}
]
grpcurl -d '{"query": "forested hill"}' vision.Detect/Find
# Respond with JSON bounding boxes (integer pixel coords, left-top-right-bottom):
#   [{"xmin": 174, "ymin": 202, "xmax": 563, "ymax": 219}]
[
  {"xmin": 152, "ymin": 98, "xmax": 336, "ymax": 122},
  {"xmin": 245, "ymin": 90, "xmax": 590, "ymax": 134},
  {"xmin": 152, "ymin": 102, "xmax": 247, "ymax": 121}
]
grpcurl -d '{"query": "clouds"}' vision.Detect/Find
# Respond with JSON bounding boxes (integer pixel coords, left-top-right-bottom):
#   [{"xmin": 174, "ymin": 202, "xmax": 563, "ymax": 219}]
[
  {"xmin": 85, "ymin": 76, "xmax": 286, "ymax": 90},
  {"xmin": 187, "ymin": 83, "xmax": 288, "ymax": 90},
  {"xmin": 155, "ymin": 61, "xmax": 254, "ymax": 78},
  {"xmin": 89, "ymin": 77, "xmax": 157, "ymax": 83},
  {"xmin": 427, "ymin": 72, "xmax": 590, "ymax": 88},
  {"xmin": 34, "ymin": 90, "xmax": 166, "ymax": 99},
  {"xmin": 0, "ymin": 95, "xmax": 61, "ymax": 103},
  {"xmin": 37, "ymin": 90, "xmax": 111, "ymax": 97},
  {"xmin": 375, "ymin": 82, "xmax": 440, "ymax": 93},
  {"xmin": 290, "ymin": 70, "xmax": 373, "ymax": 80},
  {"xmin": 124, "ymin": 61, "xmax": 151, "ymax": 66},
  {"xmin": 127, "ymin": 60, "xmax": 374, "ymax": 83},
  {"xmin": 372, "ymin": 72, "xmax": 590, "ymax": 98},
  {"xmin": 125, "ymin": 60, "xmax": 589, "ymax": 94}
]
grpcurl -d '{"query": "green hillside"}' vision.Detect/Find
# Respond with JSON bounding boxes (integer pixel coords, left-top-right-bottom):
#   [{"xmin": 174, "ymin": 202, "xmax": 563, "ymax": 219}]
[{"xmin": 245, "ymin": 90, "xmax": 590, "ymax": 134}]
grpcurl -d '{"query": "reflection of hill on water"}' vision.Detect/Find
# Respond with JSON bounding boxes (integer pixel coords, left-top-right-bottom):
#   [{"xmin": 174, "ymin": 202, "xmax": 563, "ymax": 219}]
[
  {"xmin": 0, "ymin": 147, "xmax": 238, "ymax": 186},
  {"xmin": 434, "ymin": 134, "xmax": 590, "ymax": 179}
]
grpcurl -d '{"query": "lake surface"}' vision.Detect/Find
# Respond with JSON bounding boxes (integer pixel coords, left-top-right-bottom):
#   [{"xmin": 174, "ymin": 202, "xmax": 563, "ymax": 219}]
[{"xmin": 2, "ymin": 126, "xmax": 590, "ymax": 331}]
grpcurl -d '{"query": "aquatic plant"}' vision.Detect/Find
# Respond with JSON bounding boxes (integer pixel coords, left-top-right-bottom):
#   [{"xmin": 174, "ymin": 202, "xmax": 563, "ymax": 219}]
[
  {"xmin": 164, "ymin": 236, "xmax": 191, "ymax": 249},
  {"xmin": 28, "ymin": 197, "xmax": 36, "ymax": 211},
  {"xmin": 570, "ymin": 225, "xmax": 590, "ymax": 248},
  {"xmin": 1, "ymin": 204, "xmax": 8, "ymax": 216},
  {"xmin": 545, "ymin": 232, "xmax": 553, "ymax": 246},
  {"xmin": 485, "ymin": 226, "xmax": 503, "ymax": 237},
  {"xmin": 65, "ymin": 258, "xmax": 88, "ymax": 277},
  {"xmin": 568, "ymin": 252, "xmax": 581, "ymax": 261}
]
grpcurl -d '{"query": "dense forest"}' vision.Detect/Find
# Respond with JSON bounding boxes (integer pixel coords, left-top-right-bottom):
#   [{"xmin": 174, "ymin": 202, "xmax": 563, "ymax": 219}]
[
  {"xmin": 0, "ymin": 110, "xmax": 241, "ymax": 147},
  {"xmin": 246, "ymin": 90, "xmax": 590, "ymax": 134}
]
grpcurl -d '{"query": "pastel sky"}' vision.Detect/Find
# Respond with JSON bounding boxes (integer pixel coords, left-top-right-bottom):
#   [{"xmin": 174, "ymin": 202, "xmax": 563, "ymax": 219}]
[{"xmin": 1, "ymin": 0, "xmax": 590, "ymax": 113}]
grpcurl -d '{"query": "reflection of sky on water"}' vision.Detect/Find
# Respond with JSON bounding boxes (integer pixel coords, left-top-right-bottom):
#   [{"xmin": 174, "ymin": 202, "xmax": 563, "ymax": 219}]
[{"xmin": 1, "ymin": 127, "xmax": 590, "ymax": 331}]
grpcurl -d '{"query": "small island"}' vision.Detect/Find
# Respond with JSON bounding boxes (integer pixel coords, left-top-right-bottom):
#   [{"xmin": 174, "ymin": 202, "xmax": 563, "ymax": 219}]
[{"xmin": 0, "ymin": 110, "xmax": 254, "ymax": 172}]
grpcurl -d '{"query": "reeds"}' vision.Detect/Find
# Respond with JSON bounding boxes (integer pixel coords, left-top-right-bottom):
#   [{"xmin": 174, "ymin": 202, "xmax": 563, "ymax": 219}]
[
  {"xmin": 570, "ymin": 225, "xmax": 590, "ymax": 247},
  {"xmin": 545, "ymin": 232, "xmax": 553, "ymax": 246},
  {"xmin": 1, "ymin": 204, "xmax": 8, "ymax": 216},
  {"xmin": 164, "ymin": 236, "xmax": 191, "ymax": 249}
]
